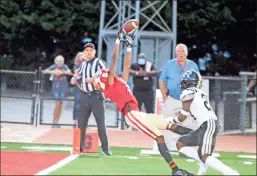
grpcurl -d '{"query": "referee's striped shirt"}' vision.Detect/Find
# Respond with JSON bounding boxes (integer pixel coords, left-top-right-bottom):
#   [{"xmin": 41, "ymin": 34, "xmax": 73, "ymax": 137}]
[{"xmin": 77, "ymin": 57, "xmax": 108, "ymax": 92}]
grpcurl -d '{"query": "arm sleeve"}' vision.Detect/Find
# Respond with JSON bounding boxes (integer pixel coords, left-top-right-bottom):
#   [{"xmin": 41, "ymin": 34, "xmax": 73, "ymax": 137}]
[
  {"xmin": 159, "ymin": 64, "xmax": 169, "ymax": 82},
  {"xmin": 193, "ymin": 62, "xmax": 200, "ymax": 73},
  {"xmin": 98, "ymin": 59, "xmax": 108, "ymax": 69},
  {"xmin": 45, "ymin": 65, "xmax": 56, "ymax": 71},
  {"xmin": 63, "ymin": 65, "xmax": 70, "ymax": 71}
]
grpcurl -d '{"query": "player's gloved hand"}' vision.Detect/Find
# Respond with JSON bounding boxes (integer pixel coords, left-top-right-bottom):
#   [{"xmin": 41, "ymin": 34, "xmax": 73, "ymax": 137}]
[
  {"xmin": 118, "ymin": 29, "xmax": 135, "ymax": 47},
  {"xmin": 118, "ymin": 29, "xmax": 127, "ymax": 42},
  {"xmin": 124, "ymin": 34, "xmax": 135, "ymax": 47}
]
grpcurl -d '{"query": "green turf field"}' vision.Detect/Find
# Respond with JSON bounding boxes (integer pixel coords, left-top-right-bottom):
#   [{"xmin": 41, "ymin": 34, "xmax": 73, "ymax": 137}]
[{"xmin": 1, "ymin": 142, "xmax": 256, "ymax": 175}]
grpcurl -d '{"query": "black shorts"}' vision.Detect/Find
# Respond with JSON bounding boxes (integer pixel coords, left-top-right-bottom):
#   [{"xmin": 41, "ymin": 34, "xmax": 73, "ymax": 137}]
[{"xmin": 178, "ymin": 119, "xmax": 219, "ymax": 156}]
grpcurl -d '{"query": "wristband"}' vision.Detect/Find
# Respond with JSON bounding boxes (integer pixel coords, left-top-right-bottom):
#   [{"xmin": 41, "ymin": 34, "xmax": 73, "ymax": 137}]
[
  {"xmin": 127, "ymin": 47, "xmax": 132, "ymax": 52},
  {"xmin": 115, "ymin": 39, "xmax": 120, "ymax": 44},
  {"xmin": 179, "ymin": 109, "xmax": 190, "ymax": 116}
]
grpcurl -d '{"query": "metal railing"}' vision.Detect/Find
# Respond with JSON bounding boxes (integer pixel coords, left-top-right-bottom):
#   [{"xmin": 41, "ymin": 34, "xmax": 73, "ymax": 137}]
[
  {"xmin": 0, "ymin": 69, "xmax": 256, "ymax": 134},
  {"xmin": 0, "ymin": 70, "xmax": 37, "ymax": 125},
  {"xmin": 202, "ymin": 74, "xmax": 256, "ymax": 134},
  {"xmin": 0, "ymin": 69, "xmax": 120, "ymax": 128}
]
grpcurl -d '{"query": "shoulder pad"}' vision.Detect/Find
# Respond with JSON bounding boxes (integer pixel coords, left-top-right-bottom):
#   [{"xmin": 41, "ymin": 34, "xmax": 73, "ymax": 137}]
[{"xmin": 180, "ymin": 88, "xmax": 196, "ymax": 101}]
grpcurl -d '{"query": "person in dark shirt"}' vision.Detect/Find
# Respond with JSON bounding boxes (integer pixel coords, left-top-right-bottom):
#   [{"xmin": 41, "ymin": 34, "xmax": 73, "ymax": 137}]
[{"xmin": 129, "ymin": 53, "xmax": 159, "ymax": 113}]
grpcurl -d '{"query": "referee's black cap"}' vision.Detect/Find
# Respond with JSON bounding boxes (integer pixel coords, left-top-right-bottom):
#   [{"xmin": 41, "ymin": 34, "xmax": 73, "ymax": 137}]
[{"xmin": 84, "ymin": 43, "xmax": 95, "ymax": 50}]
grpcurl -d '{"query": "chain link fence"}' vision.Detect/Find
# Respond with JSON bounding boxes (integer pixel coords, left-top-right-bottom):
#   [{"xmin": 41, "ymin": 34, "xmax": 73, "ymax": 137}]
[
  {"xmin": 204, "ymin": 72, "xmax": 256, "ymax": 134},
  {"xmin": 1, "ymin": 69, "xmax": 256, "ymax": 134},
  {"xmin": 0, "ymin": 70, "xmax": 37, "ymax": 124},
  {"xmin": 38, "ymin": 68, "xmax": 120, "ymax": 127}
]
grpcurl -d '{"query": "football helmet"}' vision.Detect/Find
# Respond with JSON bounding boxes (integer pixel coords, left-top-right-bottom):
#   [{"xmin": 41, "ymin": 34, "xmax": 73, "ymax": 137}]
[{"xmin": 180, "ymin": 70, "xmax": 202, "ymax": 91}]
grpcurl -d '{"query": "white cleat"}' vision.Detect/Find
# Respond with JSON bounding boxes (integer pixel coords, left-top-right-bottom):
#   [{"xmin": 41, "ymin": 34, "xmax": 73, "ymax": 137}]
[{"xmin": 197, "ymin": 162, "xmax": 208, "ymax": 175}]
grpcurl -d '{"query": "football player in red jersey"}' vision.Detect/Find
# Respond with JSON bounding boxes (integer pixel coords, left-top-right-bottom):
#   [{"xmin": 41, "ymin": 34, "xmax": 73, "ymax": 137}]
[{"xmin": 72, "ymin": 31, "xmax": 193, "ymax": 176}]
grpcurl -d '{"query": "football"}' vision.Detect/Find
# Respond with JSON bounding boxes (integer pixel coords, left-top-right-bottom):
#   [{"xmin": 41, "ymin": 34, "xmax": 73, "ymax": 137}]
[{"xmin": 122, "ymin": 19, "xmax": 139, "ymax": 34}]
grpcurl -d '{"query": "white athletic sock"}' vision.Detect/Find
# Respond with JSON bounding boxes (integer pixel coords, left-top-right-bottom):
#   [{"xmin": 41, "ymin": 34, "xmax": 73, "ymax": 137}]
[
  {"xmin": 179, "ymin": 147, "xmax": 201, "ymax": 161},
  {"xmin": 179, "ymin": 147, "xmax": 209, "ymax": 174},
  {"xmin": 205, "ymin": 156, "xmax": 235, "ymax": 175},
  {"xmin": 198, "ymin": 162, "xmax": 209, "ymax": 175}
]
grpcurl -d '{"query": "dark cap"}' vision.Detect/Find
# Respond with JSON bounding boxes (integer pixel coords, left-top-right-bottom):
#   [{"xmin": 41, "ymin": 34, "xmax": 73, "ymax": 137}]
[{"xmin": 84, "ymin": 43, "xmax": 95, "ymax": 50}]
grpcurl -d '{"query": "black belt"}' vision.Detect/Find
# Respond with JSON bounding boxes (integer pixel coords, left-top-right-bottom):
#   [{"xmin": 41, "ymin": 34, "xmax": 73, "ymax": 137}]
[{"xmin": 82, "ymin": 90, "xmax": 101, "ymax": 95}]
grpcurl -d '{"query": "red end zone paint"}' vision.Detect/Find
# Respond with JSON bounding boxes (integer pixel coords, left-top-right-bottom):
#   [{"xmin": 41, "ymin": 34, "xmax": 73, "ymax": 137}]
[{"xmin": 1, "ymin": 151, "xmax": 68, "ymax": 175}]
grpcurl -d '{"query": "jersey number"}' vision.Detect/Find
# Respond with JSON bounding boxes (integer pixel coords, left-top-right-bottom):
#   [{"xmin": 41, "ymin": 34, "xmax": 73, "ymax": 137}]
[{"xmin": 201, "ymin": 93, "xmax": 212, "ymax": 111}]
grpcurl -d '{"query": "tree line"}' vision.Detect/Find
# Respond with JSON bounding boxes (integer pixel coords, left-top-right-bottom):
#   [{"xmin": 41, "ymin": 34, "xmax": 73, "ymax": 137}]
[{"xmin": 1, "ymin": 0, "xmax": 256, "ymax": 73}]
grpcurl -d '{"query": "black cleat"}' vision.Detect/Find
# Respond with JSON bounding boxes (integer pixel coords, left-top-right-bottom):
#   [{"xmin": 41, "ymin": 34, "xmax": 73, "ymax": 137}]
[
  {"xmin": 182, "ymin": 169, "xmax": 194, "ymax": 176},
  {"xmin": 172, "ymin": 169, "xmax": 194, "ymax": 176},
  {"xmin": 103, "ymin": 151, "xmax": 112, "ymax": 156}
]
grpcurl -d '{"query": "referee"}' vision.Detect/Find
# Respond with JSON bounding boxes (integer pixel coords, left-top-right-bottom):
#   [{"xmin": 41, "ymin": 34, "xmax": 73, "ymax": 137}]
[{"xmin": 71, "ymin": 43, "xmax": 110, "ymax": 155}]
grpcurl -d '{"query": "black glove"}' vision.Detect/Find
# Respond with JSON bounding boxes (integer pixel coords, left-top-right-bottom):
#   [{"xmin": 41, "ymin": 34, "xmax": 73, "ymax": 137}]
[
  {"xmin": 118, "ymin": 29, "xmax": 127, "ymax": 42},
  {"xmin": 118, "ymin": 29, "xmax": 135, "ymax": 47}
]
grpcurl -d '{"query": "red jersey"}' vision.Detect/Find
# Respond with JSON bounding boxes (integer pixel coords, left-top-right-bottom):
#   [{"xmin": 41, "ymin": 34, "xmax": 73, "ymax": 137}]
[{"xmin": 98, "ymin": 70, "xmax": 139, "ymax": 115}]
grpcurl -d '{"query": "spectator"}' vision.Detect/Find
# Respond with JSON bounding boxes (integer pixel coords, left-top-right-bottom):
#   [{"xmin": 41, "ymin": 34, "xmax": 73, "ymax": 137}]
[
  {"xmin": 198, "ymin": 56, "xmax": 207, "ymax": 75},
  {"xmin": 71, "ymin": 43, "xmax": 111, "ymax": 155},
  {"xmin": 72, "ymin": 52, "xmax": 85, "ymax": 127},
  {"xmin": 43, "ymin": 55, "xmax": 72, "ymax": 128},
  {"xmin": 159, "ymin": 43, "xmax": 200, "ymax": 150},
  {"xmin": 129, "ymin": 53, "xmax": 159, "ymax": 113},
  {"xmin": 247, "ymin": 70, "xmax": 257, "ymax": 96}
]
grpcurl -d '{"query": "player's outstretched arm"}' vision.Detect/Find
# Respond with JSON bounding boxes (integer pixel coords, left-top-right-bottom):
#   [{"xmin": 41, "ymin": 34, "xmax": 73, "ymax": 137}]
[
  {"xmin": 107, "ymin": 38, "xmax": 120, "ymax": 86},
  {"xmin": 121, "ymin": 46, "xmax": 132, "ymax": 82}
]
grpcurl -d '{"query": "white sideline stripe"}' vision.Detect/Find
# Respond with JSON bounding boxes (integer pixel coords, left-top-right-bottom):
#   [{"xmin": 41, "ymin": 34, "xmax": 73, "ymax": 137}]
[
  {"xmin": 140, "ymin": 149, "xmax": 220, "ymax": 158},
  {"xmin": 79, "ymin": 154, "xmax": 257, "ymax": 164},
  {"xmin": 186, "ymin": 159, "xmax": 195, "ymax": 162},
  {"xmin": 1, "ymin": 146, "xmax": 6, "ymax": 149},
  {"xmin": 21, "ymin": 146, "xmax": 72, "ymax": 152},
  {"xmin": 34, "ymin": 154, "xmax": 79, "ymax": 175},
  {"xmin": 237, "ymin": 155, "xmax": 256, "ymax": 159}
]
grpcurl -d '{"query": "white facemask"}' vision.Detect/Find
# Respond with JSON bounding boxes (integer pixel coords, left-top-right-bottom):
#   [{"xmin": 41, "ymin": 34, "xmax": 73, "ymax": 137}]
[{"xmin": 138, "ymin": 58, "xmax": 146, "ymax": 65}]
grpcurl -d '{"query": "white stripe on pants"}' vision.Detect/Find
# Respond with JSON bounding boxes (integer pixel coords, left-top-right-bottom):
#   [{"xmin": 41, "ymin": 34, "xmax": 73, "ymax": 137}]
[{"xmin": 201, "ymin": 119, "xmax": 216, "ymax": 155}]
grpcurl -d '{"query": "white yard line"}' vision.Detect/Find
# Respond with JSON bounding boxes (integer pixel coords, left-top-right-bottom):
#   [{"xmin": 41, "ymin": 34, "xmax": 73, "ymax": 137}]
[
  {"xmin": 80, "ymin": 153, "xmax": 257, "ymax": 164},
  {"xmin": 237, "ymin": 155, "xmax": 256, "ymax": 159},
  {"xmin": 21, "ymin": 146, "xmax": 72, "ymax": 152},
  {"xmin": 34, "ymin": 154, "xmax": 79, "ymax": 175}
]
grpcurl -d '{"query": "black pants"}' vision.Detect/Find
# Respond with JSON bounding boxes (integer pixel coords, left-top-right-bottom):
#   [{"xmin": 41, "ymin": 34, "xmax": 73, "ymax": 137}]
[
  {"xmin": 133, "ymin": 90, "xmax": 154, "ymax": 113},
  {"xmin": 178, "ymin": 119, "xmax": 219, "ymax": 157},
  {"xmin": 77, "ymin": 90, "xmax": 109, "ymax": 152}
]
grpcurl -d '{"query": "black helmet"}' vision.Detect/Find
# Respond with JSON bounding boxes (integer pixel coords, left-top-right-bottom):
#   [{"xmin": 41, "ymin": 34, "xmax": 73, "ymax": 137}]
[{"xmin": 180, "ymin": 70, "xmax": 202, "ymax": 91}]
